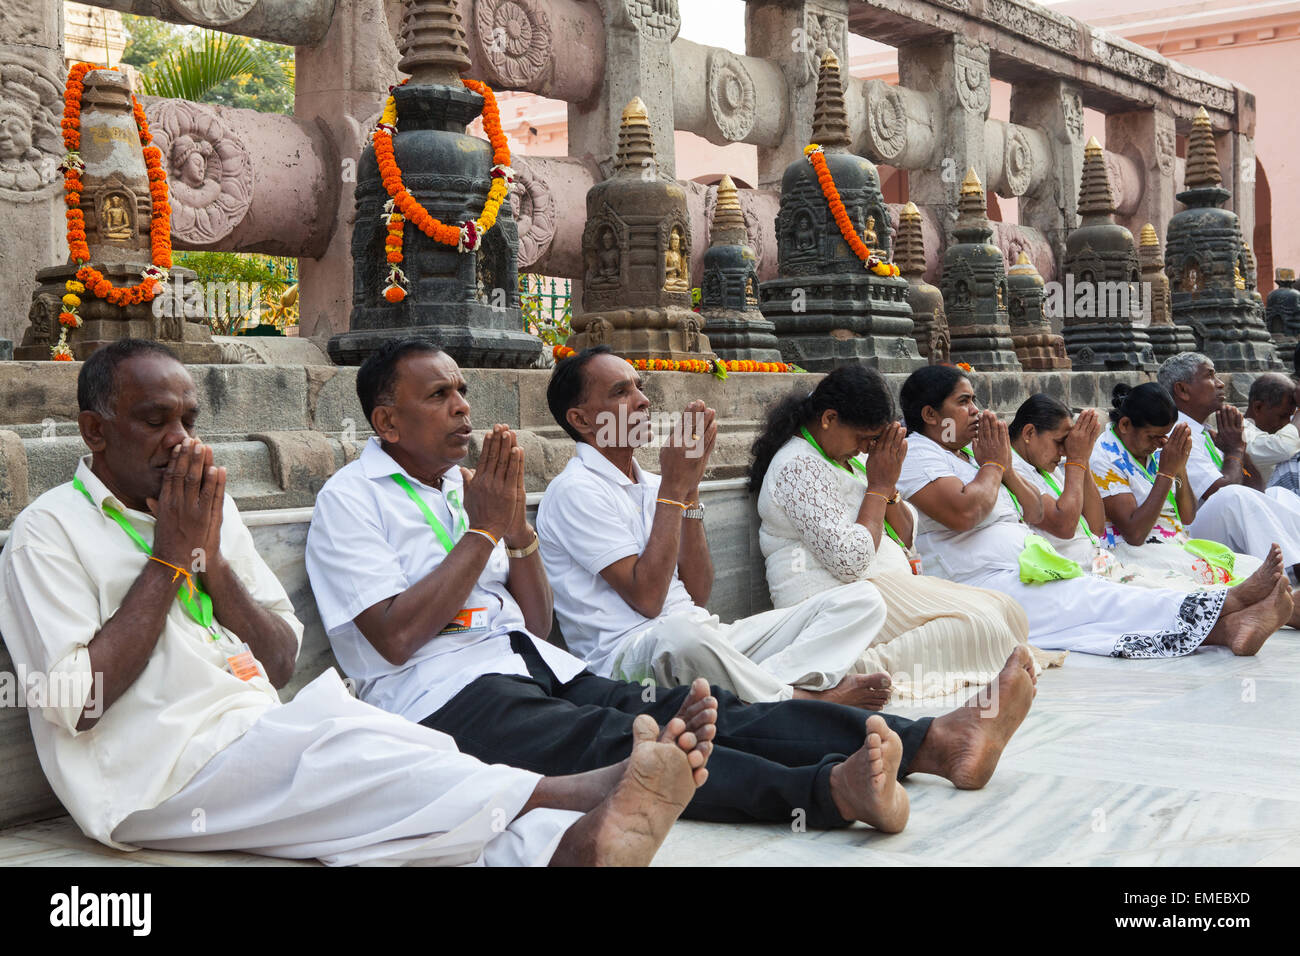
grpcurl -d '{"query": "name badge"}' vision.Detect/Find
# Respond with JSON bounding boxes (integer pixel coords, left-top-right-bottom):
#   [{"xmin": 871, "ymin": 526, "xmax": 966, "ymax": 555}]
[
  {"xmin": 226, "ymin": 643, "xmax": 260, "ymax": 681},
  {"xmin": 439, "ymin": 606, "xmax": 490, "ymax": 636}
]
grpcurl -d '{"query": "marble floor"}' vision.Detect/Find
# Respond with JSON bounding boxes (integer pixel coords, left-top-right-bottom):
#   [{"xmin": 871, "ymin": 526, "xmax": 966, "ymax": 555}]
[{"xmin": 4, "ymin": 630, "xmax": 1299, "ymax": 867}]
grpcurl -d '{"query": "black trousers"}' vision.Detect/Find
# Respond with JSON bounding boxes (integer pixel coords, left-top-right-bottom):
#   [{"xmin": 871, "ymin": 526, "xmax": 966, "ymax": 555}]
[{"xmin": 421, "ymin": 633, "xmax": 934, "ymax": 829}]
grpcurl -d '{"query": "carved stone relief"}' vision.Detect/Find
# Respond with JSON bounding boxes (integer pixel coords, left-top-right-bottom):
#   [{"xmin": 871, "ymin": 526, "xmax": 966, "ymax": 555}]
[
  {"xmin": 168, "ymin": 0, "xmax": 259, "ymax": 28},
  {"xmin": 146, "ymin": 99, "xmax": 253, "ymax": 245},
  {"xmin": 953, "ymin": 39, "xmax": 990, "ymax": 115},
  {"xmin": 1061, "ymin": 88, "xmax": 1084, "ymax": 141},
  {"xmin": 867, "ymin": 83, "xmax": 907, "ymax": 163},
  {"xmin": 707, "ymin": 48, "xmax": 755, "ymax": 143},
  {"xmin": 0, "ymin": 56, "xmax": 63, "ymax": 198},
  {"xmin": 983, "ymin": 0, "xmax": 1077, "ymax": 54},
  {"xmin": 1003, "ymin": 125, "xmax": 1033, "ymax": 196},
  {"xmin": 476, "ymin": 0, "xmax": 552, "ymax": 89},
  {"xmin": 621, "ymin": 0, "xmax": 680, "ymax": 41},
  {"xmin": 508, "ymin": 155, "xmax": 556, "ymax": 269},
  {"xmin": 1155, "ymin": 124, "xmax": 1176, "ymax": 177},
  {"xmin": 798, "ymin": 7, "xmax": 848, "ymax": 87}
]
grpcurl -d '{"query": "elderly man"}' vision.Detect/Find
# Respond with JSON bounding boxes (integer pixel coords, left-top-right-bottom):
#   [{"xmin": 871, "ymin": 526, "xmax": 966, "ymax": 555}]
[
  {"xmin": 1157, "ymin": 352, "xmax": 1300, "ymax": 578},
  {"xmin": 305, "ymin": 337, "xmax": 1039, "ymax": 837},
  {"xmin": 1242, "ymin": 372, "xmax": 1300, "ymax": 492},
  {"xmin": 537, "ymin": 345, "xmax": 893, "ymax": 708},
  {"xmin": 0, "ymin": 340, "xmax": 710, "ymax": 867}
]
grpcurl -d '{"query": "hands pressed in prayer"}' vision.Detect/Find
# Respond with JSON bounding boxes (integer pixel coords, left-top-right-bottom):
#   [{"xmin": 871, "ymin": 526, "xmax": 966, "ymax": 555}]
[
  {"xmin": 659, "ymin": 399, "xmax": 717, "ymax": 502},
  {"xmin": 463, "ymin": 424, "xmax": 525, "ymax": 542},
  {"xmin": 148, "ymin": 437, "xmax": 225, "ymax": 572},
  {"xmin": 1064, "ymin": 408, "xmax": 1103, "ymax": 461},
  {"xmin": 1160, "ymin": 422, "xmax": 1194, "ymax": 475},
  {"xmin": 864, "ymin": 421, "xmax": 907, "ymax": 492},
  {"xmin": 971, "ymin": 410, "xmax": 1012, "ymax": 473},
  {"xmin": 1215, "ymin": 405, "xmax": 1247, "ymax": 456}
]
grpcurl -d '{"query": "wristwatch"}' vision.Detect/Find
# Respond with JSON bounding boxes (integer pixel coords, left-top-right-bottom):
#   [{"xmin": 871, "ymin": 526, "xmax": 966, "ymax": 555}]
[
  {"xmin": 682, "ymin": 501, "xmax": 706, "ymax": 520},
  {"xmin": 506, "ymin": 532, "xmax": 540, "ymax": 558}
]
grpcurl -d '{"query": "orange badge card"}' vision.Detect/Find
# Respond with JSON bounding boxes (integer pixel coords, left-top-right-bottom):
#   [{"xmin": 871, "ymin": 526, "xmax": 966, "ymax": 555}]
[{"xmin": 440, "ymin": 607, "xmax": 489, "ymax": 635}]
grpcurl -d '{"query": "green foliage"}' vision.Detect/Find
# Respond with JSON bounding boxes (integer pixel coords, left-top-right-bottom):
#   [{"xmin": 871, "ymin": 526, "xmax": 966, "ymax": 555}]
[
  {"xmin": 121, "ymin": 15, "xmax": 294, "ymax": 115},
  {"xmin": 519, "ymin": 274, "xmax": 572, "ymax": 346},
  {"xmin": 173, "ymin": 252, "xmax": 298, "ymax": 335}
]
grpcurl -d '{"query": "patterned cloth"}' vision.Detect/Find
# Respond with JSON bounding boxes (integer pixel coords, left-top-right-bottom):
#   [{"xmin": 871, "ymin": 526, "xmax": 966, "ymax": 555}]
[{"xmin": 1267, "ymin": 455, "xmax": 1300, "ymax": 497}]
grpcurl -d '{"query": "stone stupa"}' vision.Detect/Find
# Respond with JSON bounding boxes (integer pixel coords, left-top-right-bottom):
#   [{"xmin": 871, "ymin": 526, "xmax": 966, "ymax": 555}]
[
  {"xmin": 938, "ymin": 168, "xmax": 1022, "ymax": 371},
  {"xmin": 1059, "ymin": 137, "xmax": 1155, "ymax": 371},
  {"xmin": 698, "ymin": 174, "xmax": 781, "ymax": 363},
  {"xmin": 330, "ymin": 0, "xmax": 537, "ymax": 368},
  {"xmin": 895, "ymin": 201, "xmax": 949, "ymax": 364},
  {"xmin": 1164, "ymin": 107, "xmax": 1277, "ymax": 370},
  {"xmin": 1138, "ymin": 222, "xmax": 1197, "ymax": 362},
  {"xmin": 17, "ymin": 68, "xmax": 217, "ymax": 361},
  {"xmin": 759, "ymin": 51, "xmax": 919, "ymax": 372},
  {"xmin": 563, "ymin": 97, "xmax": 713, "ymax": 362},
  {"xmin": 1006, "ymin": 253, "xmax": 1069, "ymax": 370},
  {"xmin": 1266, "ymin": 267, "xmax": 1300, "ymax": 359}
]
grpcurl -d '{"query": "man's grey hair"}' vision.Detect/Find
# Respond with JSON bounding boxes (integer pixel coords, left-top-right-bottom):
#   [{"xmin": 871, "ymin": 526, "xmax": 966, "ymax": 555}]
[
  {"xmin": 1248, "ymin": 372, "xmax": 1296, "ymax": 410},
  {"xmin": 1156, "ymin": 352, "xmax": 1212, "ymax": 395}
]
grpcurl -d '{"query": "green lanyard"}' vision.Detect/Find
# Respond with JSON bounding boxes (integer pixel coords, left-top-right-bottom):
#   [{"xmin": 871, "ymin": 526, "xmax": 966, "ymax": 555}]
[
  {"xmin": 391, "ymin": 474, "xmax": 468, "ymax": 552},
  {"xmin": 1203, "ymin": 431, "xmax": 1225, "ymax": 469},
  {"xmin": 1112, "ymin": 427, "xmax": 1181, "ymax": 525},
  {"xmin": 799, "ymin": 427, "xmax": 906, "ymax": 550},
  {"xmin": 1035, "ymin": 466, "xmax": 1100, "ymax": 546},
  {"xmin": 71, "ymin": 476, "xmax": 217, "ymax": 635},
  {"xmin": 961, "ymin": 445, "xmax": 1023, "ymax": 519}
]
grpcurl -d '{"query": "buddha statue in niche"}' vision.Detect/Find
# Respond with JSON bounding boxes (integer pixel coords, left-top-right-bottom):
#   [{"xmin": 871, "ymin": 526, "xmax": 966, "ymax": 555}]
[
  {"xmin": 664, "ymin": 227, "xmax": 689, "ymax": 291},
  {"xmin": 101, "ymin": 194, "xmax": 132, "ymax": 240}
]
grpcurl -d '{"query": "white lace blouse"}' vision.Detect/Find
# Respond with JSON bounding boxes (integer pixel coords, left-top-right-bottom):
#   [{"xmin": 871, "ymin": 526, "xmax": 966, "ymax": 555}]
[{"xmin": 757, "ymin": 437, "xmax": 915, "ymax": 608}]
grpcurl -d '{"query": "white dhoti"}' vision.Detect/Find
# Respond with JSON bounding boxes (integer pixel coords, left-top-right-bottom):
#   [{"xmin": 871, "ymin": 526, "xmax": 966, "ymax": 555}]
[
  {"xmin": 610, "ymin": 581, "xmax": 887, "ymax": 703},
  {"xmin": 1109, "ymin": 539, "xmax": 1263, "ymax": 590},
  {"xmin": 965, "ymin": 568, "xmax": 1228, "ymax": 658},
  {"xmin": 1187, "ymin": 484, "xmax": 1300, "ymax": 567},
  {"xmin": 112, "ymin": 670, "xmax": 581, "ymax": 866}
]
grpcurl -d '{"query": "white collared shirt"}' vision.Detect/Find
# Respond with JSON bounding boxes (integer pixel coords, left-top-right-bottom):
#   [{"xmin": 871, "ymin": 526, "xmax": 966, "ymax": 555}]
[
  {"xmin": 1178, "ymin": 411, "xmax": 1225, "ymax": 500},
  {"xmin": 1010, "ymin": 452, "xmax": 1097, "ymax": 566},
  {"xmin": 1243, "ymin": 418, "xmax": 1300, "ymax": 481},
  {"xmin": 305, "ymin": 437, "xmax": 585, "ymax": 722},
  {"xmin": 536, "ymin": 443, "xmax": 706, "ymax": 677},
  {"xmin": 0, "ymin": 458, "xmax": 302, "ymax": 849}
]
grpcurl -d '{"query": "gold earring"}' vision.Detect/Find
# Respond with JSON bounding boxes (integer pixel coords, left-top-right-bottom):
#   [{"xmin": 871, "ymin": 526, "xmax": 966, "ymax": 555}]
[{"xmin": 822, "ymin": 423, "xmax": 828, "ymax": 430}]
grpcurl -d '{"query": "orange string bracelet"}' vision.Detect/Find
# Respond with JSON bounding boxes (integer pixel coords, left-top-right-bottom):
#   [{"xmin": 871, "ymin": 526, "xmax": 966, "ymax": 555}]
[{"xmin": 148, "ymin": 556, "xmax": 195, "ymax": 597}]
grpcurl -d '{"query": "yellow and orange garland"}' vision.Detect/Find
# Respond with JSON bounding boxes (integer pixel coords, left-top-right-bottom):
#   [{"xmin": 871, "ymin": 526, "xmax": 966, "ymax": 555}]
[
  {"xmin": 372, "ymin": 77, "xmax": 513, "ymax": 302},
  {"xmin": 54, "ymin": 62, "xmax": 173, "ymax": 360},
  {"xmin": 803, "ymin": 144, "xmax": 900, "ymax": 279},
  {"xmin": 552, "ymin": 345, "xmax": 796, "ymax": 376}
]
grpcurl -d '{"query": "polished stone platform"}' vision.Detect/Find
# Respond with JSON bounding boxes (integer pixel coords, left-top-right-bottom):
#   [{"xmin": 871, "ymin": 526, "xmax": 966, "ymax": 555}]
[{"xmin": 4, "ymin": 629, "xmax": 1297, "ymax": 867}]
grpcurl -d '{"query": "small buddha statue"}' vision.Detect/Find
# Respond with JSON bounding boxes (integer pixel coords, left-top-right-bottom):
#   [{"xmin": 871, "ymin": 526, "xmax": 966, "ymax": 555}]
[
  {"xmin": 863, "ymin": 214, "xmax": 878, "ymax": 251},
  {"xmin": 664, "ymin": 227, "xmax": 689, "ymax": 291},
  {"xmin": 102, "ymin": 195, "xmax": 132, "ymax": 240},
  {"xmin": 1183, "ymin": 263, "xmax": 1202, "ymax": 293},
  {"xmin": 1234, "ymin": 260, "xmax": 1246, "ymax": 291},
  {"xmin": 591, "ymin": 228, "xmax": 620, "ymax": 287}
]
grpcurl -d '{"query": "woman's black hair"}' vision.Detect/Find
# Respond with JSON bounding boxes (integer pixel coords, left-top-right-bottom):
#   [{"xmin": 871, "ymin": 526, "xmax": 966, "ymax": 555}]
[
  {"xmin": 899, "ymin": 365, "xmax": 969, "ymax": 435},
  {"xmin": 749, "ymin": 364, "xmax": 895, "ymax": 492},
  {"xmin": 1109, "ymin": 381, "xmax": 1177, "ymax": 428},
  {"xmin": 1009, "ymin": 393, "xmax": 1071, "ymax": 440}
]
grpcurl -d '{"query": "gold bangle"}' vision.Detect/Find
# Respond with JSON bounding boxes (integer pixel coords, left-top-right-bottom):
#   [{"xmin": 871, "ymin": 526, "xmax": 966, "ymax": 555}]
[
  {"xmin": 980, "ymin": 462, "xmax": 1005, "ymax": 475},
  {"xmin": 1065, "ymin": 460, "xmax": 1086, "ymax": 471},
  {"xmin": 466, "ymin": 528, "xmax": 499, "ymax": 547},
  {"xmin": 656, "ymin": 497, "xmax": 687, "ymax": 510},
  {"xmin": 1156, "ymin": 472, "xmax": 1176, "ymax": 482},
  {"xmin": 506, "ymin": 533, "xmax": 539, "ymax": 558}
]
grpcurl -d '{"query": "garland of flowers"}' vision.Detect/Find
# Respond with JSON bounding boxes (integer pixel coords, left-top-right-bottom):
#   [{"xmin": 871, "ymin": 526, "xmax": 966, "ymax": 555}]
[
  {"xmin": 372, "ymin": 77, "xmax": 513, "ymax": 303},
  {"xmin": 803, "ymin": 143, "xmax": 901, "ymax": 279},
  {"xmin": 552, "ymin": 344, "xmax": 798, "ymax": 376},
  {"xmin": 54, "ymin": 62, "xmax": 172, "ymax": 360}
]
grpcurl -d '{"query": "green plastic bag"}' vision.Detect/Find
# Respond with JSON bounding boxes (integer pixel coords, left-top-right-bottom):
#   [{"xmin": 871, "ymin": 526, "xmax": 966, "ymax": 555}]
[
  {"xmin": 1018, "ymin": 533, "xmax": 1084, "ymax": 583},
  {"xmin": 1181, "ymin": 538, "xmax": 1241, "ymax": 585}
]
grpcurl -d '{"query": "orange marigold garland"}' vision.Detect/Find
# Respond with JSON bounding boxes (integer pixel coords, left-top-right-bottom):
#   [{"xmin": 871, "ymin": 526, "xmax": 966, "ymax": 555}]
[
  {"xmin": 551, "ymin": 344, "xmax": 797, "ymax": 375},
  {"xmin": 803, "ymin": 144, "xmax": 901, "ymax": 279},
  {"xmin": 372, "ymin": 77, "xmax": 513, "ymax": 304},
  {"xmin": 54, "ymin": 62, "xmax": 173, "ymax": 360}
]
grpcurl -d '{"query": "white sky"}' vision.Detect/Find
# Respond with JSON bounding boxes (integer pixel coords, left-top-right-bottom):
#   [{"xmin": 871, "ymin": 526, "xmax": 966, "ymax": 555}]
[{"xmin": 678, "ymin": 0, "xmax": 747, "ymax": 54}]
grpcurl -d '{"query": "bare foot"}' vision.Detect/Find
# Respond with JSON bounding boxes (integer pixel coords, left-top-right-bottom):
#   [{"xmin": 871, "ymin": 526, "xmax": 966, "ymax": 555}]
[
  {"xmin": 906, "ymin": 646, "xmax": 1035, "ymax": 790},
  {"xmin": 794, "ymin": 672, "xmax": 893, "ymax": 710},
  {"xmin": 827, "ymin": 714, "xmax": 909, "ymax": 832},
  {"xmin": 549, "ymin": 715, "xmax": 700, "ymax": 867},
  {"xmin": 661, "ymin": 678, "xmax": 717, "ymax": 783},
  {"xmin": 1223, "ymin": 544, "xmax": 1283, "ymax": 614},
  {"xmin": 1209, "ymin": 576, "xmax": 1289, "ymax": 656}
]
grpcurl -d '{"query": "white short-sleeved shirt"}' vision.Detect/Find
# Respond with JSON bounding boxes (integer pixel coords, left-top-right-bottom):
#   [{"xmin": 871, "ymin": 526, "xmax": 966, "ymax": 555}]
[
  {"xmin": 896, "ymin": 433, "xmax": 1029, "ymax": 582},
  {"xmin": 1244, "ymin": 418, "xmax": 1300, "ymax": 482},
  {"xmin": 1010, "ymin": 453, "xmax": 1096, "ymax": 566},
  {"xmin": 0, "ymin": 458, "xmax": 303, "ymax": 849},
  {"xmin": 536, "ymin": 443, "xmax": 706, "ymax": 677},
  {"xmin": 1178, "ymin": 411, "xmax": 1226, "ymax": 500},
  {"xmin": 305, "ymin": 437, "xmax": 585, "ymax": 722}
]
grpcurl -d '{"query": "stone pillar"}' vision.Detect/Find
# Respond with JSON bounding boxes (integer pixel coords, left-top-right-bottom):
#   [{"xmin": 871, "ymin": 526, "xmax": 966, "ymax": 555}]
[
  {"xmin": 897, "ymin": 35, "xmax": 991, "ymax": 219},
  {"xmin": 567, "ymin": 0, "xmax": 680, "ymax": 180},
  {"xmin": 295, "ymin": 0, "xmax": 401, "ymax": 341},
  {"xmin": 1105, "ymin": 108, "xmax": 1177, "ymax": 241},
  {"xmin": 1011, "ymin": 78, "xmax": 1085, "ymax": 270},
  {"xmin": 745, "ymin": 0, "xmax": 847, "ymax": 191},
  {"xmin": 0, "ymin": 0, "xmax": 65, "ymax": 345}
]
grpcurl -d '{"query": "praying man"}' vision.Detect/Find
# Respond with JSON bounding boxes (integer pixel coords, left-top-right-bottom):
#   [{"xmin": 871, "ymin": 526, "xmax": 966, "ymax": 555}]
[
  {"xmin": 1241, "ymin": 372, "xmax": 1300, "ymax": 493},
  {"xmin": 0, "ymin": 340, "xmax": 711, "ymax": 867}
]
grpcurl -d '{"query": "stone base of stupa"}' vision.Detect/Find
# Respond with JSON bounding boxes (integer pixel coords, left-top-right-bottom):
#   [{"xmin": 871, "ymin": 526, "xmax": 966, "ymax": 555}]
[
  {"xmin": 565, "ymin": 305, "xmax": 717, "ymax": 363},
  {"xmin": 700, "ymin": 308, "xmax": 783, "ymax": 364}
]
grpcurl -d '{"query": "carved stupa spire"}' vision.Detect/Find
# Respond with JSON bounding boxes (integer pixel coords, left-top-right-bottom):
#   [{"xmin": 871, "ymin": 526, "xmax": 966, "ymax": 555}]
[
  {"xmin": 956, "ymin": 167, "xmax": 988, "ymax": 225},
  {"xmin": 811, "ymin": 50, "xmax": 850, "ymax": 151},
  {"xmin": 615, "ymin": 97, "xmax": 657, "ymax": 175},
  {"xmin": 397, "ymin": 0, "xmax": 472, "ymax": 86},
  {"xmin": 1184, "ymin": 106, "xmax": 1223, "ymax": 190},
  {"xmin": 1008, "ymin": 251, "xmax": 1039, "ymax": 278},
  {"xmin": 895, "ymin": 201, "xmax": 927, "ymax": 278},
  {"xmin": 1077, "ymin": 136, "xmax": 1116, "ymax": 218},
  {"xmin": 1138, "ymin": 222, "xmax": 1163, "ymax": 269},
  {"xmin": 710, "ymin": 174, "xmax": 748, "ymax": 246}
]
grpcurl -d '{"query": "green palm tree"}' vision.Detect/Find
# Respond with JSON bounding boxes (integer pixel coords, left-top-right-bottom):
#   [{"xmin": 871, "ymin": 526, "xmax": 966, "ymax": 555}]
[{"xmin": 139, "ymin": 29, "xmax": 288, "ymax": 103}]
